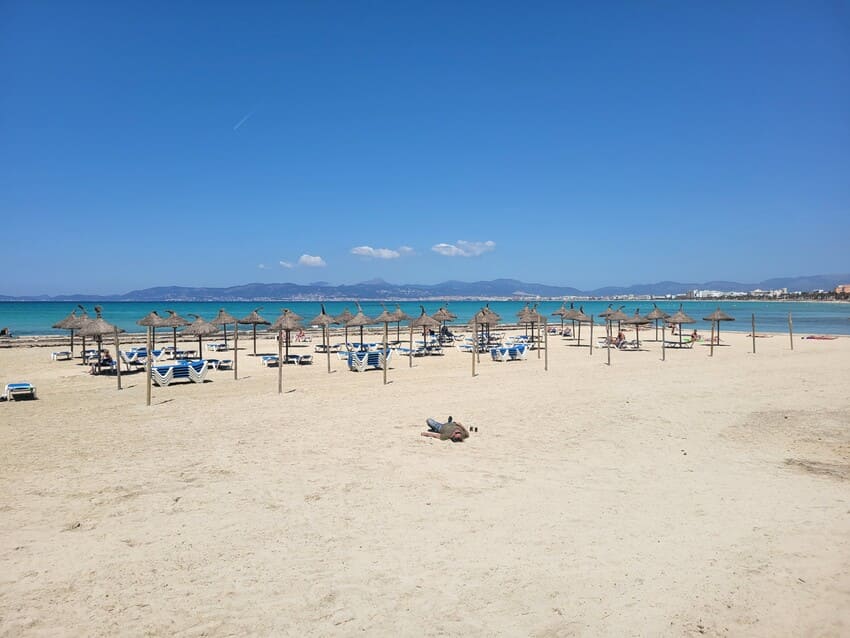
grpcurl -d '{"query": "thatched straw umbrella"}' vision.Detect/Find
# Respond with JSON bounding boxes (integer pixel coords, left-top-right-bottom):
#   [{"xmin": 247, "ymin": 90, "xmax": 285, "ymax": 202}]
[
  {"xmin": 562, "ymin": 302, "xmax": 582, "ymax": 340},
  {"xmin": 645, "ymin": 304, "xmax": 670, "ymax": 342},
  {"xmin": 181, "ymin": 314, "xmax": 220, "ymax": 359},
  {"xmin": 310, "ymin": 304, "xmax": 336, "ymax": 373},
  {"xmin": 431, "ymin": 306, "xmax": 456, "ymax": 343},
  {"xmin": 468, "ymin": 305, "xmax": 500, "ymax": 364},
  {"xmin": 373, "ymin": 305, "xmax": 397, "ymax": 384},
  {"xmin": 334, "ymin": 308, "xmax": 355, "ymax": 349},
  {"xmin": 137, "ymin": 310, "xmax": 165, "ymax": 407},
  {"xmin": 390, "ymin": 304, "xmax": 411, "ymax": 343},
  {"xmin": 551, "ymin": 303, "xmax": 569, "ymax": 336},
  {"xmin": 703, "ymin": 307, "xmax": 735, "ymax": 357},
  {"xmin": 410, "ymin": 306, "xmax": 440, "ymax": 368},
  {"xmin": 160, "ymin": 310, "xmax": 190, "ymax": 359},
  {"xmin": 624, "ymin": 309, "xmax": 651, "ymax": 348},
  {"xmin": 239, "ymin": 307, "xmax": 271, "ymax": 356},
  {"xmin": 270, "ymin": 308, "xmax": 303, "ymax": 362},
  {"xmin": 210, "ymin": 308, "xmax": 240, "ymax": 379},
  {"xmin": 572, "ymin": 306, "xmax": 591, "ymax": 347},
  {"xmin": 211, "ymin": 308, "xmax": 238, "ymax": 350},
  {"xmin": 666, "ymin": 304, "xmax": 696, "ymax": 347},
  {"xmin": 525, "ymin": 305, "xmax": 547, "ymax": 362},
  {"xmin": 270, "ymin": 309, "xmax": 303, "ymax": 394},
  {"xmin": 64, "ymin": 305, "xmax": 91, "ymax": 359},
  {"xmin": 52, "ymin": 309, "xmax": 81, "ymax": 355},
  {"xmin": 136, "ymin": 310, "xmax": 164, "ymax": 346},
  {"xmin": 77, "ymin": 306, "xmax": 125, "ymax": 390},
  {"xmin": 345, "ymin": 304, "xmax": 374, "ymax": 352}
]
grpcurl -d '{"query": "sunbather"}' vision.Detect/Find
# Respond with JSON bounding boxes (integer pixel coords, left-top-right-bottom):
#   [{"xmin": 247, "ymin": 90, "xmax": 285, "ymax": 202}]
[{"xmin": 422, "ymin": 416, "xmax": 470, "ymax": 442}]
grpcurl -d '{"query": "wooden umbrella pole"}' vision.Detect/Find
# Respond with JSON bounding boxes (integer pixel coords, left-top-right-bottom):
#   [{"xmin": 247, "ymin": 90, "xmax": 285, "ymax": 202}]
[
  {"xmin": 383, "ymin": 322, "xmax": 388, "ymax": 386},
  {"xmin": 544, "ymin": 321, "xmax": 548, "ymax": 371},
  {"xmin": 145, "ymin": 325, "xmax": 152, "ymax": 406},
  {"xmin": 788, "ymin": 312, "xmax": 794, "ymax": 350},
  {"xmin": 472, "ymin": 320, "xmax": 477, "ymax": 377},
  {"xmin": 253, "ymin": 324, "xmax": 257, "ymax": 356},
  {"xmin": 114, "ymin": 327, "xmax": 122, "ymax": 390},
  {"xmin": 234, "ymin": 325, "xmax": 238, "ymax": 379},
  {"xmin": 277, "ymin": 329, "xmax": 283, "ymax": 394},
  {"xmin": 325, "ymin": 325, "xmax": 331, "ymax": 373},
  {"xmin": 409, "ymin": 325, "xmax": 413, "ymax": 368},
  {"xmin": 536, "ymin": 323, "xmax": 541, "ymax": 359},
  {"xmin": 751, "ymin": 314, "xmax": 756, "ymax": 354},
  {"xmin": 589, "ymin": 318, "xmax": 593, "ymax": 356},
  {"xmin": 710, "ymin": 322, "xmax": 715, "ymax": 357},
  {"xmin": 606, "ymin": 320, "xmax": 611, "ymax": 366},
  {"xmin": 662, "ymin": 324, "xmax": 666, "ymax": 362}
]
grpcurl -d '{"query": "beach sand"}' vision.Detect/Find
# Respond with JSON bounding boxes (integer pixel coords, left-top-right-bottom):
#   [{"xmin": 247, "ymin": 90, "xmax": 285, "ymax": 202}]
[{"xmin": 1, "ymin": 329, "xmax": 849, "ymax": 636}]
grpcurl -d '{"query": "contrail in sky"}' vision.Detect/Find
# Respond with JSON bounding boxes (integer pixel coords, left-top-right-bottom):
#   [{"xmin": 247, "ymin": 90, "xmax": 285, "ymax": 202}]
[{"xmin": 233, "ymin": 110, "xmax": 255, "ymax": 131}]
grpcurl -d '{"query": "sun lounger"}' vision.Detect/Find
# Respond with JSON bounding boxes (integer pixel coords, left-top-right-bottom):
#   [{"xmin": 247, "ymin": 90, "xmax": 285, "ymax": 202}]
[
  {"xmin": 261, "ymin": 355, "xmax": 279, "ymax": 367},
  {"xmin": 2, "ymin": 382, "xmax": 37, "ymax": 401},
  {"xmin": 51, "ymin": 351, "xmax": 72, "ymax": 361},
  {"xmin": 509, "ymin": 344, "xmax": 530, "ymax": 360},
  {"xmin": 206, "ymin": 342, "xmax": 228, "ymax": 352},
  {"xmin": 490, "ymin": 347, "xmax": 510, "ymax": 362},
  {"xmin": 297, "ymin": 354, "xmax": 313, "ymax": 365},
  {"xmin": 663, "ymin": 340, "xmax": 693, "ymax": 349},
  {"xmin": 151, "ymin": 360, "xmax": 209, "ymax": 387},
  {"xmin": 217, "ymin": 359, "xmax": 233, "ymax": 370}
]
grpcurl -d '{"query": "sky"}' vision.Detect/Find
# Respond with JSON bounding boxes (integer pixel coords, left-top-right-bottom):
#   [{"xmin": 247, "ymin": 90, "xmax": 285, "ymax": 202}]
[{"xmin": 1, "ymin": 1, "xmax": 848, "ymax": 296}]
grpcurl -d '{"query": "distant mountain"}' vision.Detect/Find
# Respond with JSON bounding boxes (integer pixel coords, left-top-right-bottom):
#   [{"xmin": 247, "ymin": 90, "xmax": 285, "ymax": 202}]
[{"xmin": 2, "ymin": 274, "xmax": 847, "ymax": 301}]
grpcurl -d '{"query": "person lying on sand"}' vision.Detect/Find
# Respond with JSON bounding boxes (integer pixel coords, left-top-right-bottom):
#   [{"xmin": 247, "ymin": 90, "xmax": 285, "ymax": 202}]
[{"xmin": 422, "ymin": 416, "xmax": 469, "ymax": 442}]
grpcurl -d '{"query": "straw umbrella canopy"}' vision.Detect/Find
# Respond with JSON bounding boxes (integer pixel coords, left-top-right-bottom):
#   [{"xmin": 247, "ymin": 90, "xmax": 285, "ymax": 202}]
[
  {"xmin": 211, "ymin": 308, "xmax": 239, "ymax": 349},
  {"xmin": 431, "ymin": 306, "xmax": 456, "ymax": 343},
  {"xmin": 468, "ymin": 305, "xmax": 500, "ymax": 357},
  {"xmin": 390, "ymin": 304, "xmax": 411, "ymax": 343},
  {"xmin": 270, "ymin": 308, "xmax": 304, "ymax": 361},
  {"xmin": 160, "ymin": 310, "xmax": 190, "ymax": 357},
  {"xmin": 64, "ymin": 305, "xmax": 92, "ymax": 358},
  {"xmin": 345, "ymin": 304, "xmax": 374, "ymax": 352},
  {"xmin": 373, "ymin": 305, "xmax": 397, "ymax": 384},
  {"xmin": 623, "ymin": 309, "xmax": 651, "ymax": 348},
  {"xmin": 238, "ymin": 307, "xmax": 271, "ymax": 356},
  {"xmin": 77, "ymin": 306, "xmax": 125, "ymax": 389},
  {"xmin": 310, "ymin": 304, "xmax": 336, "ymax": 373},
  {"xmin": 666, "ymin": 304, "xmax": 696, "ymax": 347},
  {"xmin": 645, "ymin": 304, "xmax": 670, "ymax": 342},
  {"xmin": 703, "ymin": 307, "xmax": 735, "ymax": 356},
  {"xmin": 52, "ymin": 309, "xmax": 80, "ymax": 355},
  {"xmin": 181, "ymin": 314, "xmax": 220, "ymax": 359},
  {"xmin": 334, "ymin": 307, "xmax": 355, "ymax": 348},
  {"xmin": 270, "ymin": 309, "xmax": 304, "ymax": 394}
]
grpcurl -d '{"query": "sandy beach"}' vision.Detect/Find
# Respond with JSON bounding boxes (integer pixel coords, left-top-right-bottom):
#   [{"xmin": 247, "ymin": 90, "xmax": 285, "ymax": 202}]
[{"xmin": 1, "ymin": 327, "xmax": 849, "ymax": 636}]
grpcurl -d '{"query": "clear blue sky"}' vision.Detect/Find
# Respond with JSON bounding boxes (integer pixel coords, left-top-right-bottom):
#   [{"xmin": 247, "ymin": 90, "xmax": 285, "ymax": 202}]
[{"xmin": 2, "ymin": 1, "xmax": 848, "ymax": 295}]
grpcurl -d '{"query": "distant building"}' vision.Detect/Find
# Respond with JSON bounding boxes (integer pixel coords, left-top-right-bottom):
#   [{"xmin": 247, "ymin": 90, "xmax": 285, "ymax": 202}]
[{"xmin": 836, "ymin": 284, "xmax": 850, "ymax": 295}]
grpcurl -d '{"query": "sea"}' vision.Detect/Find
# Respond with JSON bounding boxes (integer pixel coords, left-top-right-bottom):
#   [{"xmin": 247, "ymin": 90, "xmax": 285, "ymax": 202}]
[{"xmin": 1, "ymin": 300, "xmax": 848, "ymax": 337}]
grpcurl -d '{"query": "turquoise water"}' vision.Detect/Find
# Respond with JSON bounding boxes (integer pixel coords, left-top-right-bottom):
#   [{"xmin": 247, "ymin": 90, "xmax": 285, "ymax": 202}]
[{"xmin": 0, "ymin": 300, "xmax": 848, "ymax": 337}]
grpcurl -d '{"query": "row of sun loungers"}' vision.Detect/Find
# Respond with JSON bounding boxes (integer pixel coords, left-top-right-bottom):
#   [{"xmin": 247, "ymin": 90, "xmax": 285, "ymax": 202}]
[
  {"xmin": 260, "ymin": 354, "xmax": 314, "ymax": 367},
  {"xmin": 489, "ymin": 344, "xmax": 531, "ymax": 361}
]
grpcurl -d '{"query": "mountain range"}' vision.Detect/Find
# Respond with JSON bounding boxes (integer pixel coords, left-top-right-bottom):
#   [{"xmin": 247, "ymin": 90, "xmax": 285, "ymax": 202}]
[{"xmin": 2, "ymin": 274, "xmax": 847, "ymax": 302}]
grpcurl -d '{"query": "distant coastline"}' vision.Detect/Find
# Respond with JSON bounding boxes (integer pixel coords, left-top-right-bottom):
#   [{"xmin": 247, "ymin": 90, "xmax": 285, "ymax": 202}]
[{"xmin": 2, "ymin": 273, "xmax": 849, "ymax": 303}]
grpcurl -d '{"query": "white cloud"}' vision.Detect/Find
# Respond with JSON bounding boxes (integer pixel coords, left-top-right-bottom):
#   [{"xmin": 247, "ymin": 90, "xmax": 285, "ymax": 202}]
[
  {"xmin": 299, "ymin": 254, "xmax": 326, "ymax": 267},
  {"xmin": 258, "ymin": 264, "xmax": 268, "ymax": 269},
  {"xmin": 279, "ymin": 261, "xmax": 294, "ymax": 269},
  {"xmin": 351, "ymin": 246, "xmax": 401, "ymax": 259},
  {"xmin": 432, "ymin": 240, "xmax": 495, "ymax": 257},
  {"xmin": 398, "ymin": 246, "xmax": 415, "ymax": 255}
]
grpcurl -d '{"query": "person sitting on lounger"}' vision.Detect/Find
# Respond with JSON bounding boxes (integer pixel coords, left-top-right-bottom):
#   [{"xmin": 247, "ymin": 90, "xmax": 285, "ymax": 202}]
[
  {"xmin": 90, "ymin": 350, "xmax": 114, "ymax": 374},
  {"xmin": 690, "ymin": 330, "xmax": 700, "ymax": 341},
  {"xmin": 613, "ymin": 331, "xmax": 626, "ymax": 347},
  {"xmin": 422, "ymin": 416, "xmax": 469, "ymax": 442}
]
